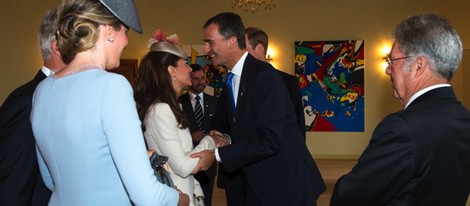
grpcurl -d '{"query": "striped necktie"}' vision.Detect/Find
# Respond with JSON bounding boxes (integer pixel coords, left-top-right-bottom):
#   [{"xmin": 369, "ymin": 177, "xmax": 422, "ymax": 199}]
[{"xmin": 194, "ymin": 95, "xmax": 204, "ymax": 131}]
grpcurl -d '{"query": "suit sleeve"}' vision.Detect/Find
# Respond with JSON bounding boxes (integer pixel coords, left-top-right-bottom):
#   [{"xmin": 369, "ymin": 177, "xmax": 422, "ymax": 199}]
[
  {"xmin": 218, "ymin": 70, "xmax": 289, "ymax": 172},
  {"xmin": 288, "ymin": 76, "xmax": 306, "ymax": 141},
  {"xmin": 0, "ymin": 77, "xmax": 45, "ymax": 204},
  {"xmin": 330, "ymin": 114, "xmax": 414, "ymax": 206}
]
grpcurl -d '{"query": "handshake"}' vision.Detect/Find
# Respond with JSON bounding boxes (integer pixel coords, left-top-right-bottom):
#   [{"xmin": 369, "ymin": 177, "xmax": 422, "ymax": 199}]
[
  {"xmin": 190, "ymin": 130, "xmax": 230, "ymax": 148},
  {"xmin": 189, "ymin": 130, "xmax": 231, "ymax": 174},
  {"xmin": 208, "ymin": 130, "xmax": 231, "ymax": 148}
]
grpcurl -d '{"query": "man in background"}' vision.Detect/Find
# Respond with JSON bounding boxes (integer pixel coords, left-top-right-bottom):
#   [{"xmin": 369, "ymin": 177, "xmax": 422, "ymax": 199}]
[
  {"xmin": 330, "ymin": 13, "xmax": 470, "ymax": 206},
  {"xmin": 179, "ymin": 63, "xmax": 218, "ymax": 206},
  {"xmin": 0, "ymin": 9, "xmax": 65, "ymax": 206},
  {"xmin": 245, "ymin": 27, "xmax": 305, "ymax": 141}
]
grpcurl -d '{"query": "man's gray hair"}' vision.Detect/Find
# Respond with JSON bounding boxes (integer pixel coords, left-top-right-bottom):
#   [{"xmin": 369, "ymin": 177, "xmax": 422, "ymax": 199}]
[
  {"xmin": 38, "ymin": 9, "xmax": 59, "ymax": 61},
  {"xmin": 393, "ymin": 13, "xmax": 462, "ymax": 80}
]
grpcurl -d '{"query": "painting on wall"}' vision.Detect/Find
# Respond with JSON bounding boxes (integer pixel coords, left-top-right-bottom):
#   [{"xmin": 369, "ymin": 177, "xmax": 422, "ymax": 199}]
[
  {"xmin": 183, "ymin": 45, "xmax": 228, "ymax": 98},
  {"xmin": 295, "ymin": 40, "xmax": 365, "ymax": 132}
]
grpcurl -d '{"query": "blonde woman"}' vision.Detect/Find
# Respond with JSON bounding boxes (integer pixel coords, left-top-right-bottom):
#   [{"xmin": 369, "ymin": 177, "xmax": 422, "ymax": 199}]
[{"xmin": 31, "ymin": 1, "xmax": 188, "ymax": 205}]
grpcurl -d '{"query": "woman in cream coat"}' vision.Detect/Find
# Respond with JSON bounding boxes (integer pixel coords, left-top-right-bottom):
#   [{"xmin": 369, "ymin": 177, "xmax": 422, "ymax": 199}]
[{"xmin": 135, "ymin": 40, "xmax": 226, "ymax": 205}]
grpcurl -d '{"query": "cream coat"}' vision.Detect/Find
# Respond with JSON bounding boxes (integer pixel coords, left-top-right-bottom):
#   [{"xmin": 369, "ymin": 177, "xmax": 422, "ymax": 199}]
[{"xmin": 144, "ymin": 103, "xmax": 215, "ymax": 206}]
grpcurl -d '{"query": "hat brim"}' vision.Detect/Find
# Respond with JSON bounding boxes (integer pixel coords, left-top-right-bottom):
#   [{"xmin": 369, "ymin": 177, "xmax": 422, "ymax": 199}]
[
  {"xmin": 99, "ymin": 0, "xmax": 143, "ymax": 34},
  {"xmin": 150, "ymin": 41, "xmax": 188, "ymax": 59}
]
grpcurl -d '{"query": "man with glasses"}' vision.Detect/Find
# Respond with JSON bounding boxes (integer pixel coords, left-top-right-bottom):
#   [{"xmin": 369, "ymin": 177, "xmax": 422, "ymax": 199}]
[{"xmin": 331, "ymin": 13, "xmax": 470, "ymax": 206}]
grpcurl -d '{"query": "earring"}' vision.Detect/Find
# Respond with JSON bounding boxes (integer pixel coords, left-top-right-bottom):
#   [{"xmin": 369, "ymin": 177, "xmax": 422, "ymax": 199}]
[
  {"xmin": 173, "ymin": 76, "xmax": 176, "ymax": 80},
  {"xmin": 107, "ymin": 36, "xmax": 114, "ymax": 42}
]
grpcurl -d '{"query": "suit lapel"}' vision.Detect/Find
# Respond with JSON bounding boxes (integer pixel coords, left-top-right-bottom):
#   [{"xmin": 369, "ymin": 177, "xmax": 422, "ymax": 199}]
[
  {"xmin": 203, "ymin": 93, "xmax": 210, "ymax": 114},
  {"xmin": 234, "ymin": 55, "xmax": 255, "ymax": 122},
  {"xmin": 35, "ymin": 70, "xmax": 47, "ymax": 82},
  {"xmin": 203, "ymin": 93, "xmax": 212, "ymax": 119}
]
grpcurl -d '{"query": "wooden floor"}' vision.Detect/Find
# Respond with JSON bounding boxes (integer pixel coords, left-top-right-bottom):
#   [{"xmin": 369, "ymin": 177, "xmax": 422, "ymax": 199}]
[
  {"xmin": 211, "ymin": 159, "xmax": 356, "ymax": 206},
  {"xmin": 211, "ymin": 159, "xmax": 470, "ymax": 206}
]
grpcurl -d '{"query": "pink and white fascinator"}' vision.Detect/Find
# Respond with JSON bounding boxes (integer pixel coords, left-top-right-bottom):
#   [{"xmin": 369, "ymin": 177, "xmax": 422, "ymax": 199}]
[{"xmin": 147, "ymin": 29, "xmax": 187, "ymax": 59}]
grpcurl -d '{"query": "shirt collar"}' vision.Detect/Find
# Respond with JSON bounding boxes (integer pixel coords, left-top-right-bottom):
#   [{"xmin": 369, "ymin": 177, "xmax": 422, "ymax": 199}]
[
  {"xmin": 405, "ymin": 84, "xmax": 451, "ymax": 108},
  {"xmin": 230, "ymin": 51, "xmax": 248, "ymax": 76},
  {"xmin": 41, "ymin": 66, "xmax": 54, "ymax": 76},
  {"xmin": 189, "ymin": 91, "xmax": 203, "ymax": 101}
]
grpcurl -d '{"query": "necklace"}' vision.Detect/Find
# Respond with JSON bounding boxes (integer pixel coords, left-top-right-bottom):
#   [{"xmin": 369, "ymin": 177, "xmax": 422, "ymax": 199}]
[{"xmin": 56, "ymin": 64, "xmax": 102, "ymax": 78}]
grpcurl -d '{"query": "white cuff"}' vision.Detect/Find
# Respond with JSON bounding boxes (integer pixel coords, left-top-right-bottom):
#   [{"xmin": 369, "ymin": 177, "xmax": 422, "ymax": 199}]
[{"xmin": 215, "ymin": 148, "xmax": 221, "ymax": 163}]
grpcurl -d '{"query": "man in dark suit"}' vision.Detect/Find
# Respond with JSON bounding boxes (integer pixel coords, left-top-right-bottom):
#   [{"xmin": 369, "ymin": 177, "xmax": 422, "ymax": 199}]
[
  {"xmin": 244, "ymin": 27, "xmax": 306, "ymax": 141},
  {"xmin": 0, "ymin": 9, "xmax": 65, "ymax": 206},
  {"xmin": 330, "ymin": 13, "xmax": 470, "ymax": 206},
  {"xmin": 179, "ymin": 63, "xmax": 218, "ymax": 206},
  {"xmin": 191, "ymin": 12, "xmax": 325, "ymax": 206}
]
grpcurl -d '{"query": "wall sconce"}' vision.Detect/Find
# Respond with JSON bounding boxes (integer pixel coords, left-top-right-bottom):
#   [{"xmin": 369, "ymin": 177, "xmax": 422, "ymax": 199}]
[
  {"xmin": 374, "ymin": 42, "xmax": 392, "ymax": 78},
  {"xmin": 381, "ymin": 45, "xmax": 391, "ymax": 70},
  {"xmin": 266, "ymin": 47, "xmax": 274, "ymax": 63},
  {"xmin": 266, "ymin": 54, "xmax": 273, "ymax": 62}
]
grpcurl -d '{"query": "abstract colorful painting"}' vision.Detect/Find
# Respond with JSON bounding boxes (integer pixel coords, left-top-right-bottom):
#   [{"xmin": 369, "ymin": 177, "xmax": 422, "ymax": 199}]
[{"xmin": 295, "ymin": 40, "xmax": 365, "ymax": 132}]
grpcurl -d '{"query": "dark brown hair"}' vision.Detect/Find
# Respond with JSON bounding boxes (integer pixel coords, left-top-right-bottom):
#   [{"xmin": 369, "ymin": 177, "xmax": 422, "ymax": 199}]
[{"xmin": 135, "ymin": 51, "xmax": 190, "ymax": 130}]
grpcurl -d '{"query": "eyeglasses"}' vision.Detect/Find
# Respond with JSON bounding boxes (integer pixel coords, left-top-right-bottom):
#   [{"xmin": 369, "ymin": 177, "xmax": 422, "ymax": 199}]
[{"xmin": 385, "ymin": 55, "xmax": 414, "ymax": 65}]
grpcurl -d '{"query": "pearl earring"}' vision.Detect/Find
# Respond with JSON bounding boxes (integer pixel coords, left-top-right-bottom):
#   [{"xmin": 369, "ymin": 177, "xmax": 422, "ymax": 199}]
[
  {"xmin": 107, "ymin": 36, "xmax": 114, "ymax": 42},
  {"xmin": 173, "ymin": 76, "xmax": 176, "ymax": 80}
]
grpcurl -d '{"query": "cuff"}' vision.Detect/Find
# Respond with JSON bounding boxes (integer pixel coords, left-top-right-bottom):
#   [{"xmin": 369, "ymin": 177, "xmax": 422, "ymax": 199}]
[{"xmin": 215, "ymin": 148, "xmax": 221, "ymax": 163}]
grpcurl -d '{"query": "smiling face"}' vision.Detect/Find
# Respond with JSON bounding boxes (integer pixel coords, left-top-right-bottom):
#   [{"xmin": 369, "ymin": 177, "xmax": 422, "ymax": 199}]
[
  {"xmin": 169, "ymin": 58, "xmax": 192, "ymax": 93},
  {"xmin": 203, "ymin": 23, "xmax": 233, "ymax": 68}
]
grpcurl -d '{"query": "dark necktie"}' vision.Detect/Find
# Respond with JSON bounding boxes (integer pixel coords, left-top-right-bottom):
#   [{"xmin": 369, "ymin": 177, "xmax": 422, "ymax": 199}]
[
  {"xmin": 226, "ymin": 72, "xmax": 235, "ymax": 113},
  {"xmin": 194, "ymin": 95, "xmax": 204, "ymax": 131}
]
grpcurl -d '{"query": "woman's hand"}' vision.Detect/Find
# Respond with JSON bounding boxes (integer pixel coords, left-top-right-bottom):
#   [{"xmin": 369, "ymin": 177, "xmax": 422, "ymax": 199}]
[
  {"xmin": 209, "ymin": 130, "xmax": 230, "ymax": 147},
  {"xmin": 147, "ymin": 150, "xmax": 154, "ymax": 157}
]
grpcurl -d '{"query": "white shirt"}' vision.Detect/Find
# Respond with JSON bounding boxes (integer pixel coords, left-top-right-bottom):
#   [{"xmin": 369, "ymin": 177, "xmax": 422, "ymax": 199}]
[
  {"xmin": 228, "ymin": 51, "xmax": 248, "ymax": 106},
  {"xmin": 189, "ymin": 91, "xmax": 204, "ymax": 113},
  {"xmin": 405, "ymin": 84, "xmax": 451, "ymax": 109},
  {"xmin": 41, "ymin": 66, "xmax": 55, "ymax": 76}
]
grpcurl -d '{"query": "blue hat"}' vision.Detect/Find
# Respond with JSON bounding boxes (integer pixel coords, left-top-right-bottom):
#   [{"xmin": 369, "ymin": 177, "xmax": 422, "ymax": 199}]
[{"xmin": 99, "ymin": 0, "xmax": 143, "ymax": 34}]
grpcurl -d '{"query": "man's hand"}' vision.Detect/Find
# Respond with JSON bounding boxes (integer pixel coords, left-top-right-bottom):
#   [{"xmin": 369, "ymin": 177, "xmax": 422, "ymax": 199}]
[
  {"xmin": 190, "ymin": 150, "xmax": 215, "ymax": 174},
  {"xmin": 191, "ymin": 131, "xmax": 206, "ymax": 142}
]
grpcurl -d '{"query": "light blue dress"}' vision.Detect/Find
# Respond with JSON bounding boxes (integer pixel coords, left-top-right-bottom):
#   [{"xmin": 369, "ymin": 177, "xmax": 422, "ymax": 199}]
[{"xmin": 31, "ymin": 68, "xmax": 178, "ymax": 206}]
